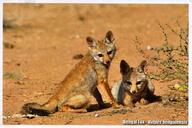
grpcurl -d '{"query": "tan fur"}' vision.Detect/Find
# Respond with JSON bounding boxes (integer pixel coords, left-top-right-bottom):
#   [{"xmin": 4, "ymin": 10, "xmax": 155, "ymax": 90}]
[
  {"xmin": 111, "ymin": 60, "xmax": 155, "ymax": 107},
  {"xmin": 21, "ymin": 31, "xmax": 118, "ymax": 116}
]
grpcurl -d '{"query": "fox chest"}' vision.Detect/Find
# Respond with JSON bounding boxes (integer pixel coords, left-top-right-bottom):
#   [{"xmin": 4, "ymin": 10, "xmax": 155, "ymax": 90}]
[
  {"xmin": 94, "ymin": 64, "xmax": 108, "ymax": 81},
  {"xmin": 71, "ymin": 64, "xmax": 108, "ymax": 94}
]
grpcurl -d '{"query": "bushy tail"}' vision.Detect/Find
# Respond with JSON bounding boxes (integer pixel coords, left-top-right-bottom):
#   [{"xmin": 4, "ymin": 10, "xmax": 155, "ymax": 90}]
[{"xmin": 21, "ymin": 103, "xmax": 52, "ymax": 116}]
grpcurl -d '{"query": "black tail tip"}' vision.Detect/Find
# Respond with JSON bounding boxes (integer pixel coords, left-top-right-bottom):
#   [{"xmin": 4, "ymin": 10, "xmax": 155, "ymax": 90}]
[
  {"xmin": 21, "ymin": 103, "xmax": 50, "ymax": 116},
  {"xmin": 149, "ymin": 95, "xmax": 162, "ymax": 102}
]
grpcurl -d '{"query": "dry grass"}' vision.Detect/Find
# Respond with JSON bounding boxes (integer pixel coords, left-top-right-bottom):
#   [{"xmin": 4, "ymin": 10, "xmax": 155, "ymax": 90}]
[{"xmin": 134, "ymin": 21, "xmax": 188, "ymax": 87}]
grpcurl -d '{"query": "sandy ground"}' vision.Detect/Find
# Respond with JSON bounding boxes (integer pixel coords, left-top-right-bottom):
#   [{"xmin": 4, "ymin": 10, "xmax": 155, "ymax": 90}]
[{"xmin": 3, "ymin": 4, "xmax": 188, "ymax": 125}]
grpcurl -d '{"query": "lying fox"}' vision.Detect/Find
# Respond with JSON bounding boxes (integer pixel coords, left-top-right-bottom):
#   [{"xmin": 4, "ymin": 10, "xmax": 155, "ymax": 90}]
[
  {"xmin": 21, "ymin": 31, "xmax": 118, "ymax": 116},
  {"xmin": 111, "ymin": 60, "xmax": 155, "ymax": 107}
]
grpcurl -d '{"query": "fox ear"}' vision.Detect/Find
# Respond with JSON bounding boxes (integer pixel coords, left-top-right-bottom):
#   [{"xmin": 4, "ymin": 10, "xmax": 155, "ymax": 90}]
[
  {"xmin": 105, "ymin": 30, "xmax": 114, "ymax": 44},
  {"xmin": 138, "ymin": 60, "xmax": 147, "ymax": 73},
  {"xmin": 120, "ymin": 60, "xmax": 131, "ymax": 75},
  {"xmin": 86, "ymin": 36, "xmax": 97, "ymax": 49}
]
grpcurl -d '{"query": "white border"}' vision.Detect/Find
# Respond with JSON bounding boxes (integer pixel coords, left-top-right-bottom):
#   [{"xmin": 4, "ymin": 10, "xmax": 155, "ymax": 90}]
[
  {"xmin": 1, "ymin": 1, "xmax": 191, "ymax": 128},
  {"xmin": 4, "ymin": 125, "xmax": 187, "ymax": 127},
  {"xmin": 188, "ymin": 2, "xmax": 192, "ymax": 127},
  {"xmin": 0, "ymin": 2, "xmax": 2, "ymax": 126},
  {"xmin": 3, "ymin": 0, "xmax": 190, "ymax": 4}
]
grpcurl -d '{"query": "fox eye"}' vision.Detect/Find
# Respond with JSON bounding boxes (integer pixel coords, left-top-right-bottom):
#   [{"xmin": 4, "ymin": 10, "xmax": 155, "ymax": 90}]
[
  {"xmin": 136, "ymin": 81, "xmax": 142, "ymax": 85},
  {"xmin": 98, "ymin": 54, "xmax": 103, "ymax": 57},
  {"xmin": 126, "ymin": 81, "xmax": 132, "ymax": 85},
  {"xmin": 107, "ymin": 50, "xmax": 113, "ymax": 55}
]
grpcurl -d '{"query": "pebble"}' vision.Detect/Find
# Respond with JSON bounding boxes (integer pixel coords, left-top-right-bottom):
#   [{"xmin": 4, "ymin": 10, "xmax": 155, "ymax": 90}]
[
  {"xmin": 3, "ymin": 114, "xmax": 38, "ymax": 119},
  {"xmin": 75, "ymin": 34, "xmax": 80, "ymax": 39},
  {"xmin": 147, "ymin": 45, "xmax": 152, "ymax": 50},
  {"xmin": 94, "ymin": 113, "xmax": 99, "ymax": 117}
]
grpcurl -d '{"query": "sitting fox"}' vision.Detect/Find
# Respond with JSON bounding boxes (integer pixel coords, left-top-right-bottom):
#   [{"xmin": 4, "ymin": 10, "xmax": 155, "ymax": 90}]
[
  {"xmin": 21, "ymin": 31, "xmax": 118, "ymax": 116},
  {"xmin": 111, "ymin": 60, "xmax": 155, "ymax": 107}
]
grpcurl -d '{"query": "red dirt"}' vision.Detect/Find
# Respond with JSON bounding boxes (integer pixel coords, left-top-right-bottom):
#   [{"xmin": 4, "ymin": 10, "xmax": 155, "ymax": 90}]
[{"xmin": 3, "ymin": 4, "xmax": 188, "ymax": 125}]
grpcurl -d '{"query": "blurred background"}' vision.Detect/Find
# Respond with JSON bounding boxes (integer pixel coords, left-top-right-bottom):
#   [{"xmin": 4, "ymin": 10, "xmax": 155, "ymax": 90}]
[{"xmin": 3, "ymin": 4, "xmax": 188, "ymax": 124}]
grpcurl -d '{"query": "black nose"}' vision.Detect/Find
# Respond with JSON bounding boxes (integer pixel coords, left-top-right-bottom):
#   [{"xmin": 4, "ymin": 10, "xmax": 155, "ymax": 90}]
[
  {"xmin": 132, "ymin": 91, "xmax": 136, "ymax": 94},
  {"xmin": 106, "ymin": 61, "xmax": 110, "ymax": 65}
]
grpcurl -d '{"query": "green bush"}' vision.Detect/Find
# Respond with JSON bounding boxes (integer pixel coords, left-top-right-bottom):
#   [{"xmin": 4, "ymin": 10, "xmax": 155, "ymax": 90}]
[{"xmin": 134, "ymin": 21, "xmax": 188, "ymax": 86}]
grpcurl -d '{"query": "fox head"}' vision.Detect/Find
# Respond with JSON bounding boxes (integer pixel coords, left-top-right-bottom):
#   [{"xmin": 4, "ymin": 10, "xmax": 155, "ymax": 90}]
[
  {"xmin": 120, "ymin": 60, "xmax": 148, "ymax": 94},
  {"xmin": 86, "ymin": 31, "xmax": 116, "ymax": 67}
]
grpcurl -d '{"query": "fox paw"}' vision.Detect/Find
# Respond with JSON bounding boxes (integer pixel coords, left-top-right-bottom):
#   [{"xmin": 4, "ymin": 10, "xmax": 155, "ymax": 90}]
[
  {"xmin": 99, "ymin": 103, "xmax": 110, "ymax": 108},
  {"xmin": 112, "ymin": 102, "xmax": 122, "ymax": 108},
  {"xmin": 140, "ymin": 98, "xmax": 149, "ymax": 105}
]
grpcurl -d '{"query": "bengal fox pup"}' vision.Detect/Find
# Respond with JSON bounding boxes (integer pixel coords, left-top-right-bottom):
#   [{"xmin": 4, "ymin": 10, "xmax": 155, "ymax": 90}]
[
  {"xmin": 21, "ymin": 31, "xmax": 118, "ymax": 116},
  {"xmin": 111, "ymin": 60, "xmax": 155, "ymax": 107}
]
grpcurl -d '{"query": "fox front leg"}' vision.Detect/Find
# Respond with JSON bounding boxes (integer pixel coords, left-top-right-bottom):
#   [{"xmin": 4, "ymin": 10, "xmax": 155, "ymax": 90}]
[
  {"xmin": 98, "ymin": 80, "xmax": 119, "ymax": 108},
  {"xmin": 93, "ymin": 87, "xmax": 107, "ymax": 108}
]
